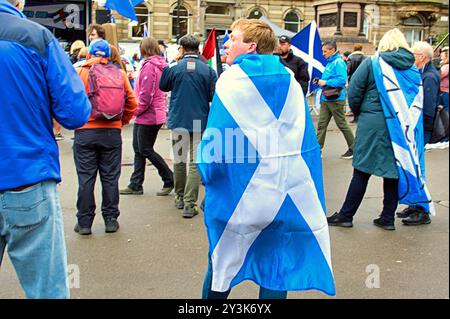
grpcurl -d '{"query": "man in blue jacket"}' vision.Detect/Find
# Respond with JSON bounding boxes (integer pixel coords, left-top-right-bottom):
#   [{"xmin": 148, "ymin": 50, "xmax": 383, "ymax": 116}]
[
  {"xmin": 315, "ymin": 40, "xmax": 355, "ymax": 159},
  {"xmin": 0, "ymin": 0, "xmax": 91, "ymax": 298},
  {"xmin": 159, "ymin": 34, "xmax": 217, "ymax": 218}
]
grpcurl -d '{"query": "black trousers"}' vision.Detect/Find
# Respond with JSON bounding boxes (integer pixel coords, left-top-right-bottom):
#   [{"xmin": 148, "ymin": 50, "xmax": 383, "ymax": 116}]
[
  {"xmin": 73, "ymin": 129, "xmax": 122, "ymax": 228},
  {"xmin": 340, "ymin": 169, "xmax": 399, "ymax": 224},
  {"xmin": 128, "ymin": 123, "xmax": 173, "ymax": 190}
]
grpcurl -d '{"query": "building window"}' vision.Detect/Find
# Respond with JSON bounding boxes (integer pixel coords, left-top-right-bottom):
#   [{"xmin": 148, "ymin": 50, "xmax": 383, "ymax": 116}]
[
  {"xmin": 403, "ymin": 16, "xmax": 424, "ymax": 47},
  {"xmin": 206, "ymin": 5, "xmax": 229, "ymax": 15},
  {"xmin": 248, "ymin": 8, "xmax": 263, "ymax": 19},
  {"xmin": 131, "ymin": 3, "xmax": 149, "ymax": 38},
  {"xmin": 172, "ymin": 5, "xmax": 189, "ymax": 40},
  {"xmin": 363, "ymin": 15, "xmax": 369, "ymax": 39},
  {"xmin": 284, "ymin": 11, "xmax": 300, "ymax": 33}
]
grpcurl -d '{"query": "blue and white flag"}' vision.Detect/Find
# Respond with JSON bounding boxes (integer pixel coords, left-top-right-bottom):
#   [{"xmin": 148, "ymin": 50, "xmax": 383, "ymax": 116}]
[
  {"xmin": 372, "ymin": 56, "xmax": 435, "ymax": 215},
  {"xmin": 143, "ymin": 23, "xmax": 148, "ymax": 38},
  {"xmin": 291, "ymin": 21, "xmax": 326, "ymax": 95},
  {"xmin": 105, "ymin": 0, "xmax": 140, "ymax": 22},
  {"xmin": 197, "ymin": 54, "xmax": 335, "ymax": 295}
]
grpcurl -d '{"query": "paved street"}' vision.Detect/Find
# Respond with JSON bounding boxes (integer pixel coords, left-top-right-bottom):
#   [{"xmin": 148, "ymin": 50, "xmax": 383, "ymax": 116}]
[{"xmin": 0, "ymin": 117, "xmax": 448, "ymax": 299}]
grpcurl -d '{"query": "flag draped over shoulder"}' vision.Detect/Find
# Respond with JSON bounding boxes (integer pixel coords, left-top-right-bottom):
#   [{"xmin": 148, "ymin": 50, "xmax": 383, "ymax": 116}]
[
  {"xmin": 372, "ymin": 56, "xmax": 435, "ymax": 215},
  {"xmin": 196, "ymin": 54, "xmax": 335, "ymax": 295},
  {"xmin": 202, "ymin": 28, "xmax": 223, "ymax": 75},
  {"xmin": 291, "ymin": 21, "xmax": 326, "ymax": 95}
]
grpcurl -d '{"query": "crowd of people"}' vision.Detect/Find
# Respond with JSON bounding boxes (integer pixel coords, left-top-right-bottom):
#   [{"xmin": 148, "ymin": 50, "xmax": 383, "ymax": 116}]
[{"xmin": 0, "ymin": 0, "xmax": 448, "ymax": 299}]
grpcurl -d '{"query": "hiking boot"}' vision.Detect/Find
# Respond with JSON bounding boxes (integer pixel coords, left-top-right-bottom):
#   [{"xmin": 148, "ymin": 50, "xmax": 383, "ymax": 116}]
[
  {"xmin": 156, "ymin": 186, "xmax": 174, "ymax": 196},
  {"xmin": 396, "ymin": 206, "xmax": 418, "ymax": 219},
  {"xmin": 182, "ymin": 205, "xmax": 199, "ymax": 219},
  {"xmin": 119, "ymin": 187, "xmax": 143, "ymax": 195},
  {"xmin": 74, "ymin": 223, "xmax": 92, "ymax": 235},
  {"xmin": 175, "ymin": 195, "xmax": 184, "ymax": 209},
  {"xmin": 373, "ymin": 217, "xmax": 395, "ymax": 231},
  {"xmin": 340, "ymin": 149, "xmax": 353, "ymax": 159},
  {"xmin": 402, "ymin": 211, "xmax": 431, "ymax": 226},
  {"xmin": 327, "ymin": 212, "xmax": 353, "ymax": 227},
  {"xmin": 105, "ymin": 218, "xmax": 120, "ymax": 233}
]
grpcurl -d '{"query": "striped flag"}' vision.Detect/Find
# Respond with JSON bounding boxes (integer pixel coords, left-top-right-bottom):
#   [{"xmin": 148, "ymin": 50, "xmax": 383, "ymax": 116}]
[{"xmin": 202, "ymin": 28, "xmax": 223, "ymax": 76}]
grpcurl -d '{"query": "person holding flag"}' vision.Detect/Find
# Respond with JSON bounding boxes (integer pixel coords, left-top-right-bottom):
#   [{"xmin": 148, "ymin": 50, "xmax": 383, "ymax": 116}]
[{"xmin": 197, "ymin": 19, "xmax": 335, "ymax": 299}]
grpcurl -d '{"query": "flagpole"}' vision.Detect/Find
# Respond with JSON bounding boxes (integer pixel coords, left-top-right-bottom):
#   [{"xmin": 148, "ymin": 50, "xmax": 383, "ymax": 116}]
[{"xmin": 176, "ymin": 0, "xmax": 181, "ymax": 41}]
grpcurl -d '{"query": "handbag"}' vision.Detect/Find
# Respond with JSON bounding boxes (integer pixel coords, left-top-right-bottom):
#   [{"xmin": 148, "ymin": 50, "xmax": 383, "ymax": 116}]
[
  {"xmin": 430, "ymin": 105, "xmax": 449, "ymax": 143},
  {"xmin": 322, "ymin": 86, "xmax": 343, "ymax": 100}
]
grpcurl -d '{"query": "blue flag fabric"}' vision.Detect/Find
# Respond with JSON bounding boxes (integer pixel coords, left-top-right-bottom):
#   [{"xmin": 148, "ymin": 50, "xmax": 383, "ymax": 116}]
[
  {"xmin": 196, "ymin": 54, "xmax": 335, "ymax": 295},
  {"xmin": 105, "ymin": 0, "xmax": 138, "ymax": 21},
  {"xmin": 291, "ymin": 21, "xmax": 326, "ymax": 95},
  {"xmin": 371, "ymin": 56, "xmax": 435, "ymax": 215}
]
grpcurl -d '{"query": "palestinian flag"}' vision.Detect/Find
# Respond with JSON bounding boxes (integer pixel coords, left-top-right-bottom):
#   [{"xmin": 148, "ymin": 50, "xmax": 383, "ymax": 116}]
[{"xmin": 202, "ymin": 28, "xmax": 223, "ymax": 76}]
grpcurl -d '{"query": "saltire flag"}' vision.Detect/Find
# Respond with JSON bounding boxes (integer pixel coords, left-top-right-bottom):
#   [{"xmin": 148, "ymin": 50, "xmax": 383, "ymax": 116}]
[
  {"xmin": 143, "ymin": 23, "xmax": 148, "ymax": 38},
  {"xmin": 220, "ymin": 30, "xmax": 229, "ymax": 56},
  {"xmin": 372, "ymin": 56, "xmax": 435, "ymax": 215},
  {"xmin": 105, "ymin": 0, "xmax": 141, "ymax": 22},
  {"xmin": 197, "ymin": 54, "xmax": 335, "ymax": 295},
  {"xmin": 290, "ymin": 21, "xmax": 326, "ymax": 95},
  {"xmin": 202, "ymin": 28, "xmax": 223, "ymax": 76}
]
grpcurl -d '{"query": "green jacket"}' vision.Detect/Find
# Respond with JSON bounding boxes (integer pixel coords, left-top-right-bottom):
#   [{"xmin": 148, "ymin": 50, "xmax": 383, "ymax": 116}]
[{"xmin": 348, "ymin": 48, "xmax": 415, "ymax": 179}]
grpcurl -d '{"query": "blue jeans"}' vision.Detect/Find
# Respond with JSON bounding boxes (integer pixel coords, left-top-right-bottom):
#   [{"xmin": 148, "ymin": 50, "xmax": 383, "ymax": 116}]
[
  {"xmin": 202, "ymin": 258, "xmax": 287, "ymax": 299},
  {"xmin": 0, "ymin": 180, "xmax": 69, "ymax": 299}
]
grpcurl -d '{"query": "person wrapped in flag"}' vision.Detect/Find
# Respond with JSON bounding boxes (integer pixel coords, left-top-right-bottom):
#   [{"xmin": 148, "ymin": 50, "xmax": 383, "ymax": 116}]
[
  {"xmin": 327, "ymin": 28, "xmax": 435, "ymax": 231},
  {"xmin": 197, "ymin": 19, "xmax": 335, "ymax": 299}
]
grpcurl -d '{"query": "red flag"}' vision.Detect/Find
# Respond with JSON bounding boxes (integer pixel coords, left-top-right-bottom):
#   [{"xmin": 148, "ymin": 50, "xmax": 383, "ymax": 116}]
[{"xmin": 202, "ymin": 28, "xmax": 217, "ymax": 60}]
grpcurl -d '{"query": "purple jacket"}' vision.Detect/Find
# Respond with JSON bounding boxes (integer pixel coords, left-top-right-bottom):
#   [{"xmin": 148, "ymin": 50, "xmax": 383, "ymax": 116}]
[{"xmin": 134, "ymin": 55, "xmax": 167, "ymax": 125}]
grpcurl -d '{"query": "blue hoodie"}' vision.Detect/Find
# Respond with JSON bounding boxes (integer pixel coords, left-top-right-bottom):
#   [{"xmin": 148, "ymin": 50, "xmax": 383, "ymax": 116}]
[
  {"xmin": 320, "ymin": 52, "xmax": 347, "ymax": 102},
  {"xmin": 0, "ymin": 0, "xmax": 91, "ymax": 191}
]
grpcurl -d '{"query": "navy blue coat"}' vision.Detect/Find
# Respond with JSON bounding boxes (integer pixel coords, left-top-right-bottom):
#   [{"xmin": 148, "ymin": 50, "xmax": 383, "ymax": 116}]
[
  {"xmin": 421, "ymin": 61, "xmax": 440, "ymax": 132},
  {"xmin": 159, "ymin": 54, "xmax": 217, "ymax": 132}
]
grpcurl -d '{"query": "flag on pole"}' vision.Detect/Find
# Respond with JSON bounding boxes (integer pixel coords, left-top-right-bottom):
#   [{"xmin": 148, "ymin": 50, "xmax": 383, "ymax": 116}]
[
  {"xmin": 290, "ymin": 21, "xmax": 326, "ymax": 95},
  {"xmin": 143, "ymin": 23, "xmax": 148, "ymax": 38},
  {"xmin": 220, "ymin": 30, "xmax": 229, "ymax": 55},
  {"xmin": 105, "ymin": 0, "xmax": 138, "ymax": 22},
  {"xmin": 202, "ymin": 28, "xmax": 223, "ymax": 76}
]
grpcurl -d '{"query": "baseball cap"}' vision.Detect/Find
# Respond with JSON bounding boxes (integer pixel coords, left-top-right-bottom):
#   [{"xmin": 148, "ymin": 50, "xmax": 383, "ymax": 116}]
[
  {"xmin": 158, "ymin": 40, "xmax": 168, "ymax": 48},
  {"xmin": 88, "ymin": 39, "xmax": 111, "ymax": 58},
  {"xmin": 279, "ymin": 35, "xmax": 291, "ymax": 44}
]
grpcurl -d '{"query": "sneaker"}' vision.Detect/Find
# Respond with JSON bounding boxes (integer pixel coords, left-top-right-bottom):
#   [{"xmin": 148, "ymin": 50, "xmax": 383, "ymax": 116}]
[
  {"xmin": 175, "ymin": 195, "xmax": 184, "ymax": 209},
  {"xmin": 327, "ymin": 212, "xmax": 353, "ymax": 227},
  {"xmin": 436, "ymin": 141, "xmax": 449, "ymax": 149},
  {"xmin": 340, "ymin": 149, "xmax": 353, "ymax": 159},
  {"xmin": 156, "ymin": 186, "xmax": 174, "ymax": 196},
  {"xmin": 55, "ymin": 133, "xmax": 64, "ymax": 141},
  {"xmin": 105, "ymin": 218, "xmax": 120, "ymax": 233},
  {"xmin": 396, "ymin": 206, "xmax": 418, "ymax": 219},
  {"xmin": 74, "ymin": 223, "xmax": 92, "ymax": 235},
  {"xmin": 182, "ymin": 205, "xmax": 199, "ymax": 219},
  {"xmin": 402, "ymin": 211, "xmax": 431, "ymax": 226},
  {"xmin": 373, "ymin": 217, "xmax": 395, "ymax": 230},
  {"xmin": 119, "ymin": 187, "xmax": 143, "ymax": 195}
]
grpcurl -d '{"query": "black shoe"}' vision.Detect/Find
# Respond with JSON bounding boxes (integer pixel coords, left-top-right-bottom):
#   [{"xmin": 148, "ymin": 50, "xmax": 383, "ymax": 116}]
[
  {"xmin": 74, "ymin": 223, "xmax": 92, "ymax": 235},
  {"xmin": 396, "ymin": 206, "xmax": 420, "ymax": 219},
  {"xmin": 119, "ymin": 187, "xmax": 143, "ymax": 195},
  {"xmin": 340, "ymin": 149, "xmax": 353, "ymax": 159},
  {"xmin": 373, "ymin": 217, "xmax": 395, "ymax": 230},
  {"xmin": 402, "ymin": 211, "xmax": 431, "ymax": 226},
  {"xmin": 182, "ymin": 206, "xmax": 199, "ymax": 219},
  {"xmin": 105, "ymin": 218, "xmax": 120, "ymax": 233},
  {"xmin": 327, "ymin": 212, "xmax": 353, "ymax": 227},
  {"xmin": 175, "ymin": 195, "xmax": 184, "ymax": 209}
]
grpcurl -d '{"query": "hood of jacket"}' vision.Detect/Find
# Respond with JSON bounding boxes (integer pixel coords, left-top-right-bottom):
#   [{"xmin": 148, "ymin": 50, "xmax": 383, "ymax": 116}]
[
  {"xmin": 379, "ymin": 48, "xmax": 415, "ymax": 70},
  {"xmin": 326, "ymin": 51, "xmax": 342, "ymax": 63},
  {"xmin": 0, "ymin": 0, "xmax": 25, "ymax": 18},
  {"xmin": 142, "ymin": 54, "xmax": 167, "ymax": 71}
]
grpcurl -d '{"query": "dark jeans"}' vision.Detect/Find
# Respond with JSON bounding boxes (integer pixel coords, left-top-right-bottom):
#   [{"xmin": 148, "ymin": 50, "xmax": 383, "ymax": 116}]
[
  {"xmin": 129, "ymin": 124, "xmax": 173, "ymax": 190},
  {"xmin": 340, "ymin": 169, "xmax": 399, "ymax": 224},
  {"xmin": 202, "ymin": 258, "xmax": 287, "ymax": 299},
  {"xmin": 73, "ymin": 129, "xmax": 122, "ymax": 228}
]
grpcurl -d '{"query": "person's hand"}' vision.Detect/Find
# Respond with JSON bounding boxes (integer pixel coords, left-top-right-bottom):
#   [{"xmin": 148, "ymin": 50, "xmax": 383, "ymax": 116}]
[{"xmin": 317, "ymin": 80, "xmax": 326, "ymax": 87}]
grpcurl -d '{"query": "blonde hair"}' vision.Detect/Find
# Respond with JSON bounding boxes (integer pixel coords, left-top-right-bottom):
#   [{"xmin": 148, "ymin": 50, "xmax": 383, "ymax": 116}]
[
  {"xmin": 77, "ymin": 47, "xmax": 88, "ymax": 59},
  {"xmin": 230, "ymin": 19, "xmax": 278, "ymax": 54},
  {"xmin": 70, "ymin": 40, "xmax": 86, "ymax": 55},
  {"xmin": 377, "ymin": 28, "xmax": 411, "ymax": 53}
]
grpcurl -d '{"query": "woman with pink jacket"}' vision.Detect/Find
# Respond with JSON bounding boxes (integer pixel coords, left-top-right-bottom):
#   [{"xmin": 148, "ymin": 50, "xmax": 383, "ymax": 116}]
[{"xmin": 120, "ymin": 37, "xmax": 174, "ymax": 196}]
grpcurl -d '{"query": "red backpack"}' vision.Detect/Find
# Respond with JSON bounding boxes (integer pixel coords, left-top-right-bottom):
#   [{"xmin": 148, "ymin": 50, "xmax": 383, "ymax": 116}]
[{"xmin": 87, "ymin": 63, "xmax": 125, "ymax": 121}]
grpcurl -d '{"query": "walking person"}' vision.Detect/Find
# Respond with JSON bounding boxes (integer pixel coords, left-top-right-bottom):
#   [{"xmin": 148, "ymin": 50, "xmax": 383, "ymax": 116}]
[
  {"xmin": 315, "ymin": 40, "xmax": 355, "ymax": 159},
  {"xmin": 159, "ymin": 34, "xmax": 217, "ymax": 218},
  {"xmin": 327, "ymin": 29, "xmax": 433, "ymax": 230},
  {"xmin": 0, "ymin": 0, "xmax": 91, "ymax": 298},
  {"xmin": 120, "ymin": 37, "xmax": 174, "ymax": 197},
  {"xmin": 73, "ymin": 39, "xmax": 137, "ymax": 235}
]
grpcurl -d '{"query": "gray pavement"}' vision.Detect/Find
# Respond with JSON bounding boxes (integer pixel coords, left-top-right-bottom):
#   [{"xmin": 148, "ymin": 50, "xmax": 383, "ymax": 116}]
[{"xmin": 0, "ymin": 117, "xmax": 448, "ymax": 299}]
